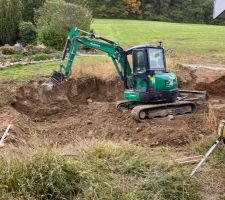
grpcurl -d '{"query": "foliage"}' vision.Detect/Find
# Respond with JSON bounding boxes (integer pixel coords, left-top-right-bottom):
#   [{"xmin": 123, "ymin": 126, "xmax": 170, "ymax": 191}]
[
  {"xmin": 35, "ymin": 0, "xmax": 92, "ymax": 49},
  {"xmin": 0, "ymin": 150, "xmax": 81, "ymax": 199},
  {"xmin": 21, "ymin": 0, "xmax": 46, "ymax": 23},
  {"xmin": 19, "ymin": 22, "xmax": 37, "ymax": 45},
  {"xmin": 0, "ymin": 0, "xmax": 22, "ymax": 45},
  {"xmin": 10, "ymin": 54, "xmax": 23, "ymax": 62},
  {"xmin": 33, "ymin": 53, "xmax": 51, "ymax": 61},
  {"xmin": 0, "ymin": 45, "xmax": 16, "ymax": 55},
  {"xmin": 81, "ymin": 0, "xmax": 225, "ymax": 25},
  {"xmin": 0, "ymin": 142, "xmax": 200, "ymax": 199},
  {"xmin": 36, "ymin": 26, "xmax": 65, "ymax": 50}
]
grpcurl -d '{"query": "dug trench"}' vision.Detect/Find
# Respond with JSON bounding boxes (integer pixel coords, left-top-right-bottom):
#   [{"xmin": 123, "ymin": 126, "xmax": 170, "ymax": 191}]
[{"xmin": 1, "ymin": 72, "xmax": 225, "ymax": 148}]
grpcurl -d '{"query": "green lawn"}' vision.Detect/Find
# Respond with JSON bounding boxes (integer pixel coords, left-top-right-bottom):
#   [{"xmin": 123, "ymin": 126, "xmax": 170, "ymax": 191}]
[
  {"xmin": 92, "ymin": 19, "xmax": 225, "ymax": 60},
  {"xmin": 0, "ymin": 56, "xmax": 107, "ymax": 83},
  {"xmin": 1, "ymin": 19, "xmax": 225, "ymax": 83}
]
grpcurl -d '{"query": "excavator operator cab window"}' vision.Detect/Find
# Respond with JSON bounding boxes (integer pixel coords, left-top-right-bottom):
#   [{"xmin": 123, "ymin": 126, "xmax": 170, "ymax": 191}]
[
  {"xmin": 147, "ymin": 48, "xmax": 166, "ymax": 74},
  {"xmin": 133, "ymin": 49, "xmax": 147, "ymax": 74}
]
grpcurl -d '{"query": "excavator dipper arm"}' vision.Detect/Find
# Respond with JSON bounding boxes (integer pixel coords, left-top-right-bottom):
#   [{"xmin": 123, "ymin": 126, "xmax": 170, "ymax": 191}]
[{"xmin": 49, "ymin": 26, "xmax": 132, "ymax": 89}]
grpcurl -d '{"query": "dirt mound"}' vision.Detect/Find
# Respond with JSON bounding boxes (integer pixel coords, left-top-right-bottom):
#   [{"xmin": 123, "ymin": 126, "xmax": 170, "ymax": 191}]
[
  {"xmin": 195, "ymin": 76, "xmax": 225, "ymax": 98},
  {"xmin": 177, "ymin": 65, "xmax": 225, "ymax": 98},
  {"xmin": 0, "ymin": 76, "xmax": 213, "ymax": 147}
]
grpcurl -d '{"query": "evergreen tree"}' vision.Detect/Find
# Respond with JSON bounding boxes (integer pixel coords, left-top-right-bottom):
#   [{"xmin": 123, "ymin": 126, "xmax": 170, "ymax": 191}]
[
  {"xmin": 21, "ymin": 0, "xmax": 46, "ymax": 23},
  {"xmin": 0, "ymin": 0, "xmax": 22, "ymax": 45}
]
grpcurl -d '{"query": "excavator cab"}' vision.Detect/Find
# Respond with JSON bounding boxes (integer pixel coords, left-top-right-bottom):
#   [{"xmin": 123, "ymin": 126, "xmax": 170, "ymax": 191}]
[
  {"xmin": 132, "ymin": 46, "xmax": 166, "ymax": 75},
  {"xmin": 124, "ymin": 45, "xmax": 178, "ymax": 103}
]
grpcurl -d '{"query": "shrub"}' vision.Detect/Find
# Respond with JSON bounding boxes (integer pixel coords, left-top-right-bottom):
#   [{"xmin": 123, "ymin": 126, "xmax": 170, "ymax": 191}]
[
  {"xmin": 0, "ymin": 45, "xmax": 15, "ymax": 55},
  {"xmin": 33, "ymin": 53, "xmax": 51, "ymax": 61},
  {"xmin": 35, "ymin": 0, "xmax": 92, "ymax": 50},
  {"xmin": 10, "ymin": 54, "xmax": 23, "ymax": 62},
  {"xmin": 37, "ymin": 26, "xmax": 66, "ymax": 50},
  {"xmin": 19, "ymin": 22, "xmax": 37, "ymax": 45},
  {"xmin": 25, "ymin": 44, "xmax": 38, "ymax": 54},
  {"xmin": 0, "ymin": 150, "xmax": 81, "ymax": 199}
]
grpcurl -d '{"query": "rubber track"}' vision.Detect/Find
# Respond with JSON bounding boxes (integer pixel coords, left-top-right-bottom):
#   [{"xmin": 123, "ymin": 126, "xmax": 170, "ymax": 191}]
[{"xmin": 131, "ymin": 101, "xmax": 197, "ymax": 122}]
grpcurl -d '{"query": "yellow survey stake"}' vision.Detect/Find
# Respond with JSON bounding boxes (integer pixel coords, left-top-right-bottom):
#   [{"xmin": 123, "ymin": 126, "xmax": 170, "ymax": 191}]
[{"xmin": 218, "ymin": 120, "xmax": 225, "ymax": 137}]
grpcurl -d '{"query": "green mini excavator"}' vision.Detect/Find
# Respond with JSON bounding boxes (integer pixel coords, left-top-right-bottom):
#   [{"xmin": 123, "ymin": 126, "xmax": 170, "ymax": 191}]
[{"xmin": 42, "ymin": 26, "xmax": 206, "ymax": 121}]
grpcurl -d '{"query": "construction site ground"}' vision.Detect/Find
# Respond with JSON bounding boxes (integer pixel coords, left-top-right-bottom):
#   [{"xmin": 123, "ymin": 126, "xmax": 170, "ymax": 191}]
[{"xmin": 0, "ymin": 64, "xmax": 225, "ymax": 149}]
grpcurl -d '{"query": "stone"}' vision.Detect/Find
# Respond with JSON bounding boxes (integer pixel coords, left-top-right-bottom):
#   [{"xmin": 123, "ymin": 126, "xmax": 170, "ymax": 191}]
[
  {"xmin": 14, "ymin": 43, "xmax": 25, "ymax": 53},
  {"xmin": 168, "ymin": 115, "xmax": 174, "ymax": 120},
  {"xmin": 87, "ymin": 98, "xmax": 93, "ymax": 104}
]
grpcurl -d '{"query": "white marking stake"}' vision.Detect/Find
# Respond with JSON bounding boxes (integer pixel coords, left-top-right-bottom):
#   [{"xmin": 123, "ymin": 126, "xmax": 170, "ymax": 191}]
[{"xmin": 0, "ymin": 124, "xmax": 11, "ymax": 148}]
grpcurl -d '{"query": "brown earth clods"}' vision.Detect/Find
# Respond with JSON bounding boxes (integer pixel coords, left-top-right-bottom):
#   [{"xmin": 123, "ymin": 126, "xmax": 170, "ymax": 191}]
[{"xmin": 1, "ymin": 66, "xmax": 225, "ymax": 148}]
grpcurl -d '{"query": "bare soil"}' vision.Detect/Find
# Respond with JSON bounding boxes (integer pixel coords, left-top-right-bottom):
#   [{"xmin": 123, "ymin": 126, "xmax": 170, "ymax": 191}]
[{"xmin": 0, "ymin": 66, "xmax": 225, "ymax": 148}]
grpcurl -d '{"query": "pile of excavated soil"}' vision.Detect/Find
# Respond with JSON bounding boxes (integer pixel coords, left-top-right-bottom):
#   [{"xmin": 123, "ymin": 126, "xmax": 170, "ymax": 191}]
[
  {"xmin": 177, "ymin": 65, "xmax": 225, "ymax": 99},
  {"xmin": 195, "ymin": 76, "xmax": 225, "ymax": 98},
  {"xmin": 0, "ymin": 76, "xmax": 216, "ymax": 148}
]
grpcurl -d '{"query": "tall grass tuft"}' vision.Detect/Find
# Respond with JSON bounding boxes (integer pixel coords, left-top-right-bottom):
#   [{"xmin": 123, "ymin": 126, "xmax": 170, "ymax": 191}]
[
  {"xmin": 0, "ymin": 142, "xmax": 200, "ymax": 199},
  {"xmin": 0, "ymin": 149, "xmax": 81, "ymax": 199}
]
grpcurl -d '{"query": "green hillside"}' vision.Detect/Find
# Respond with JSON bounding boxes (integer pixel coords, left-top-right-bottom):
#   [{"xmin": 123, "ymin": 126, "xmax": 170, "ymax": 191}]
[{"xmin": 93, "ymin": 19, "xmax": 225, "ymax": 62}]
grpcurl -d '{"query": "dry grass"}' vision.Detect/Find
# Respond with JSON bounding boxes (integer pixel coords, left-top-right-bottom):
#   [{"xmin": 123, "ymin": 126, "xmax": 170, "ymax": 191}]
[
  {"xmin": 203, "ymin": 103, "xmax": 218, "ymax": 132},
  {"xmin": 72, "ymin": 59, "xmax": 118, "ymax": 80},
  {"xmin": 72, "ymin": 55, "xmax": 180, "ymax": 81}
]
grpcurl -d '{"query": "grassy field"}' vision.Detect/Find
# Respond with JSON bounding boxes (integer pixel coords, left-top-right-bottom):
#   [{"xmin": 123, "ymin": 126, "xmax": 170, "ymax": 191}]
[
  {"xmin": 93, "ymin": 19, "xmax": 225, "ymax": 64},
  {"xmin": 0, "ymin": 56, "xmax": 108, "ymax": 83},
  {"xmin": 1, "ymin": 19, "xmax": 225, "ymax": 84}
]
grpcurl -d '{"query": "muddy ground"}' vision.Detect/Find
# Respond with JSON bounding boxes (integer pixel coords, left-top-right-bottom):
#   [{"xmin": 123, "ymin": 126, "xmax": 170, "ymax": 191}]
[{"xmin": 0, "ymin": 66, "xmax": 225, "ymax": 148}]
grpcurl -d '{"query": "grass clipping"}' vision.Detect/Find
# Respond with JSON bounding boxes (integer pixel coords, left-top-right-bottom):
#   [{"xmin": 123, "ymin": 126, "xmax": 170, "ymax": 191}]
[{"xmin": 0, "ymin": 141, "xmax": 199, "ymax": 200}]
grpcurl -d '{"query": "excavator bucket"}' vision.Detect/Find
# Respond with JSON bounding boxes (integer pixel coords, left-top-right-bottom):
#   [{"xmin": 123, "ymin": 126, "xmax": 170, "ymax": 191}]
[{"xmin": 38, "ymin": 71, "xmax": 66, "ymax": 102}]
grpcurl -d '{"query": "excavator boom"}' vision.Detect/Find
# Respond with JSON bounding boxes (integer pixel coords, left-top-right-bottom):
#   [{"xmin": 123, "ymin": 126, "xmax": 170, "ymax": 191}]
[{"xmin": 48, "ymin": 26, "xmax": 132, "ymax": 89}]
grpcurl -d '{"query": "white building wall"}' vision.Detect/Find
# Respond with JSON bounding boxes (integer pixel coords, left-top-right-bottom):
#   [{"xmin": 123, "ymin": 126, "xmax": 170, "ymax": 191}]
[{"xmin": 214, "ymin": 0, "xmax": 225, "ymax": 19}]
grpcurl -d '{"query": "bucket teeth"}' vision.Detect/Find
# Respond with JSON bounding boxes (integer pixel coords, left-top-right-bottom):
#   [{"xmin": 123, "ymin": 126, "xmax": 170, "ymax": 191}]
[
  {"xmin": 49, "ymin": 71, "xmax": 67, "ymax": 86},
  {"xmin": 38, "ymin": 71, "xmax": 67, "ymax": 102}
]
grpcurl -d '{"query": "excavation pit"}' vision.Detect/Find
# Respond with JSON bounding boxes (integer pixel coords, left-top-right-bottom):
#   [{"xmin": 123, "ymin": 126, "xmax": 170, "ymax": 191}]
[{"xmin": 1, "ymin": 76, "xmax": 222, "ymax": 147}]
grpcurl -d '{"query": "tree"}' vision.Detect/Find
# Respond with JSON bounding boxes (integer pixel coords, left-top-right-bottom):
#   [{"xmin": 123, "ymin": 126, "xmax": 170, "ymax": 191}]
[
  {"xmin": 125, "ymin": 0, "xmax": 141, "ymax": 18},
  {"xmin": 80, "ymin": 0, "xmax": 223, "ymax": 25},
  {"xmin": 19, "ymin": 21, "xmax": 37, "ymax": 45},
  {"xmin": 21, "ymin": 0, "xmax": 46, "ymax": 23},
  {"xmin": 0, "ymin": 0, "xmax": 22, "ymax": 45},
  {"xmin": 36, "ymin": 0, "xmax": 92, "ymax": 49}
]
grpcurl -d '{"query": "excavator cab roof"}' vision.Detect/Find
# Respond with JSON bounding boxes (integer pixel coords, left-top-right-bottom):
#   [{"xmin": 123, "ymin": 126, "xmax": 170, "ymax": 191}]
[{"xmin": 126, "ymin": 44, "xmax": 163, "ymax": 55}]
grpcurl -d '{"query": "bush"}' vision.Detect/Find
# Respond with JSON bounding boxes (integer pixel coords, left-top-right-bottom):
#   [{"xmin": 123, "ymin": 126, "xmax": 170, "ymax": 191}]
[
  {"xmin": 0, "ymin": 150, "xmax": 81, "ymax": 199},
  {"xmin": 36, "ymin": 0, "xmax": 92, "ymax": 50},
  {"xmin": 10, "ymin": 54, "xmax": 23, "ymax": 62},
  {"xmin": 19, "ymin": 22, "xmax": 37, "ymax": 45},
  {"xmin": 38, "ymin": 26, "xmax": 66, "ymax": 50},
  {"xmin": 33, "ymin": 53, "xmax": 51, "ymax": 61},
  {"xmin": 0, "ymin": 45, "xmax": 15, "ymax": 55},
  {"xmin": 0, "ymin": 143, "xmax": 200, "ymax": 199}
]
